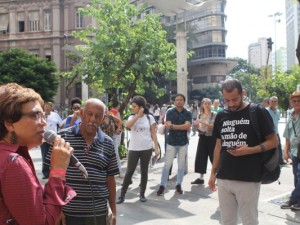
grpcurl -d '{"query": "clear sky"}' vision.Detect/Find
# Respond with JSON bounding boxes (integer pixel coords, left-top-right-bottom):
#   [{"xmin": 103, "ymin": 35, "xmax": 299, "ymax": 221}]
[{"xmin": 225, "ymin": 0, "xmax": 286, "ymax": 59}]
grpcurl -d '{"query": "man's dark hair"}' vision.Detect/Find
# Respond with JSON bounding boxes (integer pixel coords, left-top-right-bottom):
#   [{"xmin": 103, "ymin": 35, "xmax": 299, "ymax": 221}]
[
  {"xmin": 221, "ymin": 79, "xmax": 243, "ymax": 94},
  {"xmin": 111, "ymin": 99, "xmax": 119, "ymax": 108},
  {"xmin": 174, "ymin": 93, "xmax": 186, "ymax": 102},
  {"xmin": 71, "ymin": 97, "xmax": 82, "ymax": 107}
]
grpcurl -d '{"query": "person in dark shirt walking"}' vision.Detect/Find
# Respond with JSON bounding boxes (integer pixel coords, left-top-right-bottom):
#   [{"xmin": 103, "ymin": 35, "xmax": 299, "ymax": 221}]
[
  {"xmin": 208, "ymin": 79, "xmax": 278, "ymax": 225},
  {"xmin": 157, "ymin": 94, "xmax": 192, "ymax": 195}
]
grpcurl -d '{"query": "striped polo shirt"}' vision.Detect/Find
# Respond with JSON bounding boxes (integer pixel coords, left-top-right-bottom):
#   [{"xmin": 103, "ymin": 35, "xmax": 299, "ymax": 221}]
[{"xmin": 45, "ymin": 124, "xmax": 119, "ymax": 217}]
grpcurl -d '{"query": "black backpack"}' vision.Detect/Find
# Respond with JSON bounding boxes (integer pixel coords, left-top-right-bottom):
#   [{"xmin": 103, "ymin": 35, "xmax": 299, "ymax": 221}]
[{"xmin": 249, "ymin": 103, "xmax": 281, "ymax": 184}]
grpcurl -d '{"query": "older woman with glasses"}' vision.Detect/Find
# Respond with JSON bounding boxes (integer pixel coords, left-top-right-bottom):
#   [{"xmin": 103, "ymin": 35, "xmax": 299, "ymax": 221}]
[{"xmin": 0, "ymin": 83, "xmax": 76, "ymax": 225}]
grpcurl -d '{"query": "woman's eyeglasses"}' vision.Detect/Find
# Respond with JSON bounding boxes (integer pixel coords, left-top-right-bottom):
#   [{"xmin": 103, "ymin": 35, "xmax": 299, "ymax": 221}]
[{"xmin": 22, "ymin": 111, "xmax": 47, "ymax": 122}]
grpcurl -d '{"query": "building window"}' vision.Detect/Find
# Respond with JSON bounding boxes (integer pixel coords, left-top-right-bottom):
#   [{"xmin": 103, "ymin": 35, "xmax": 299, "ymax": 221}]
[
  {"xmin": 75, "ymin": 82, "xmax": 82, "ymax": 99},
  {"xmin": 45, "ymin": 49, "xmax": 52, "ymax": 61},
  {"xmin": 75, "ymin": 8, "xmax": 83, "ymax": 29},
  {"xmin": 18, "ymin": 12, "xmax": 25, "ymax": 32},
  {"xmin": 194, "ymin": 76, "xmax": 208, "ymax": 84},
  {"xmin": 30, "ymin": 49, "xmax": 39, "ymax": 57},
  {"xmin": 44, "ymin": 10, "xmax": 51, "ymax": 31},
  {"xmin": 211, "ymin": 75, "xmax": 225, "ymax": 83},
  {"xmin": 0, "ymin": 14, "xmax": 9, "ymax": 34},
  {"xmin": 29, "ymin": 11, "xmax": 40, "ymax": 32}
]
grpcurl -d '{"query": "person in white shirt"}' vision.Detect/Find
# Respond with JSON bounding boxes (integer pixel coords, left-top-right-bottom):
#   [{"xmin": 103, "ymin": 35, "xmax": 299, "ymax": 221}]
[
  {"xmin": 153, "ymin": 104, "xmax": 161, "ymax": 123},
  {"xmin": 40, "ymin": 102, "xmax": 63, "ymax": 179},
  {"xmin": 117, "ymin": 96, "xmax": 159, "ymax": 204}
]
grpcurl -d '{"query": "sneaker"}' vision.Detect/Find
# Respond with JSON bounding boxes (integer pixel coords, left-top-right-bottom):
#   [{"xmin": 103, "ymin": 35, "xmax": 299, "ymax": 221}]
[
  {"xmin": 291, "ymin": 203, "xmax": 300, "ymax": 210},
  {"xmin": 191, "ymin": 178, "xmax": 204, "ymax": 185},
  {"xmin": 175, "ymin": 184, "xmax": 183, "ymax": 194},
  {"xmin": 157, "ymin": 185, "xmax": 165, "ymax": 196},
  {"xmin": 280, "ymin": 201, "xmax": 293, "ymax": 209},
  {"xmin": 139, "ymin": 194, "xmax": 147, "ymax": 202}
]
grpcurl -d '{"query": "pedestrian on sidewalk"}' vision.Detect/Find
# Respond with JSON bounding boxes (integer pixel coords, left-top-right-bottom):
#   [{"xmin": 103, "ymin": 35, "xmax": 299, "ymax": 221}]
[
  {"xmin": 117, "ymin": 96, "xmax": 159, "ymax": 204},
  {"xmin": 109, "ymin": 100, "xmax": 124, "ymax": 177},
  {"xmin": 101, "ymin": 106, "xmax": 123, "ymax": 176},
  {"xmin": 46, "ymin": 98, "xmax": 119, "ymax": 225},
  {"xmin": 64, "ymin": 97, "xmax": 82, "ymax": 128},
  {"xmin": 40, "ymin": 101, "xmax": 63, "ymax": 179},
  {"xmin": 208, "ymin": 79, "xmax": 278, "ymax": 225},
  {"xmin": 157, "ymin": 93, "xmax": 192, "ymax": 195},
  {"xmin": 191, "ymin": 98, "xmax": 216, "ymax": 185},
  {"xmin": 0, "ymin": 83, "xmax": 76, "ymax": 225},
  {"xmin": 266, "ymin": 96, "xmax": 286, "ymax": 165},
  {"xmin": 280, "ymin": 91, "xmax": 300, "ymax": 210}
]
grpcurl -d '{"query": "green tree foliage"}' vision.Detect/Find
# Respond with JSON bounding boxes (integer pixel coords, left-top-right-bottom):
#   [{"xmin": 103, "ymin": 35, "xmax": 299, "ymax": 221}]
[
  {"xmin": 259, "ymin": 66, "xmax": 300, "ymax": 111},
  {"xmin": 69, "ymin": 0, "xmax": 176, "ymax": 113},
  {"xmin": 227, "ymin": 57, "xmax": 260, "ymax": 102},
  {"xmin": 228, "ymin": 57, "xmax": 260, "ymax": 75},
  {"xmin": 0, "ymin": 48, "xmax": 59, "ymax": 101}
]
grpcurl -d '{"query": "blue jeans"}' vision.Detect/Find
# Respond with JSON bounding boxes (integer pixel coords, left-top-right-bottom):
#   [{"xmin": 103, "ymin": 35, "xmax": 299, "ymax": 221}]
[
  {"xmin": 290, "ymin": 155, "xmax": 300, "ymax": 204},
  {"xmin": 160, "ymin": 144, "xmax": 188, "ymax": 186}
]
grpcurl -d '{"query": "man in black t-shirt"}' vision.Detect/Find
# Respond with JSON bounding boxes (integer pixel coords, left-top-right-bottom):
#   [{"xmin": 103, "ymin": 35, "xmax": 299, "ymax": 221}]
[{"xmin": 208, "ymin": 79, "xmax": 278, "ymax": 225}]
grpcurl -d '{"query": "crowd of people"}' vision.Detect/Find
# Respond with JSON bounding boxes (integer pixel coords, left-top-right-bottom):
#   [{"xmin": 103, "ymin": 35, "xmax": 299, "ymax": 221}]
[{"xmin": 1, "ymin": 79, "xmax": 300, "ymax": 225}]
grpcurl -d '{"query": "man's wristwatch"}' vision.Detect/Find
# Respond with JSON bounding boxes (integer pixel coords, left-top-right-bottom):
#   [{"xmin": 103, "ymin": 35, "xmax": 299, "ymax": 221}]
[{"xmin": 170, "ymin": 125, "xmax": 174, "ymax": 130}]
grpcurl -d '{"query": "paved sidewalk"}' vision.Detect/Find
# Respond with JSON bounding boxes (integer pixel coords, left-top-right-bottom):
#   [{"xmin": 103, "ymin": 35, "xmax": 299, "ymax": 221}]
[{"xmin": 29, "ymin": 120, "xmax": 300, "ymax": 224}]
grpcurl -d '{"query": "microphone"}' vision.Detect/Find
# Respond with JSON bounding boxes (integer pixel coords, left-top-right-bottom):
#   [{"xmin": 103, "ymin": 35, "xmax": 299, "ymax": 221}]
[{"xmin": 44, "ymin": 130, "xmax": 88, "ymax": 179}]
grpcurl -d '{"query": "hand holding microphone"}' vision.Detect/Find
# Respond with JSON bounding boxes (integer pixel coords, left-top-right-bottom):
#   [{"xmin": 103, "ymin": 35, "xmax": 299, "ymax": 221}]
[{"xmin": 44, "ymin": 130, "xmax": 88, "ymax": 179}]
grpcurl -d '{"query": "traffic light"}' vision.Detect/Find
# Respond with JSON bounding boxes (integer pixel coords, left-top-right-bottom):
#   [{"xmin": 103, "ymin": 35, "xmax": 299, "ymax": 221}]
[{"xmin": 267, "ymin": 37, "xmax": 273, "ymax": 51}]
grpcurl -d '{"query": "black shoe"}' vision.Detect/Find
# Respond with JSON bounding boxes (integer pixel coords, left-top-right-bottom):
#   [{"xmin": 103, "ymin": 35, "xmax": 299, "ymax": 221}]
[
  {"xmin": 191, "ymin": 178, "xmax": 204, "ymax": 185},
  {"xmin": 280, "ymin": 201, "xmax": 293, "ymax": 209},
  {"xmin": 139, "ymin": 194, "xmax": 147, "ymax": 202},
  {"xmin": 157, "ymin": 185, "xmax": 165, "ymax": 196},
  {"xmin": 175, "ymin": 184, "xmax": 183, "ymax": 194},
  {"xmin": 116, "ymin": 196, "xmax": 125, "ymax": 204},
  {"xmin": 291, "ymin": 203, "xmax": 300, "ymax": 210}
]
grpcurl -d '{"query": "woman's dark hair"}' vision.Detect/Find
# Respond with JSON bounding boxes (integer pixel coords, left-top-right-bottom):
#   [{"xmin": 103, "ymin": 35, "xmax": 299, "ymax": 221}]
[
  {"xmin": 111, "ymin": 99, "xmax": 120, "ymax": 108},
  {"xmin": 131, "ymin": 95, "xmax": 150, "ymax": 114},
  {"xmin": 0, "ymin": 83, "xmax": 44, "ymax": 139}
]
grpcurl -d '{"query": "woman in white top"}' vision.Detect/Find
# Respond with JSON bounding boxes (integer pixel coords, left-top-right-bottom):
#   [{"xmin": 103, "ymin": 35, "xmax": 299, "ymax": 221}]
[
  {"xmin": 191, "ymin": 98, "xmax": 216, "ymax": 185},
  {"xmin": 117, "ymin": 96, "xmax": 159, "ymax": 204}
]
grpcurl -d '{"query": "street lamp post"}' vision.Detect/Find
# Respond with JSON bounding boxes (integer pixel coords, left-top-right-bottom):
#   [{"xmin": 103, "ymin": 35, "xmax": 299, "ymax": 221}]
[{"xmin": 268, "ymin": 12, "xmax": 282, "ymax": 74}]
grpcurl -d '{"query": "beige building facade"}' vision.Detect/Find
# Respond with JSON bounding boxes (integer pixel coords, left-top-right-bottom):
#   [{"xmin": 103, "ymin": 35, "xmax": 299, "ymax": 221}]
[{"xmin": 0, "ymin": 0, "xmax": 92, "ymax": 111}]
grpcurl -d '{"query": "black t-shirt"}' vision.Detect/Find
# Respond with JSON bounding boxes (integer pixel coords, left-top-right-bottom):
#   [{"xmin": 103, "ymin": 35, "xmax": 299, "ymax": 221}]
[{"xmin": 213, "ymin": 104, "xmax": 275, "ymax": 182}]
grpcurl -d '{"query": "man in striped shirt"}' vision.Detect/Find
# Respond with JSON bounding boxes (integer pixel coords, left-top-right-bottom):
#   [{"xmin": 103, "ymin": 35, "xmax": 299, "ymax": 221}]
[{"xmin": 46, "ymin": 98, "xmax": 119, "ymax": 225}]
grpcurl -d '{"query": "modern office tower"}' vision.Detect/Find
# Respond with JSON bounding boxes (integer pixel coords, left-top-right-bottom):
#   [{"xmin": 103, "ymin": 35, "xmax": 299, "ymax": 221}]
[
  {"xmin": 248, "ymin": 37, "xmax": 270, "ymax": 69},
  {"xmin": 271, "ymin": 47, "xmax": 287, "ymax": 73},
  {"xmin": 285, "ymin": 0, "xmax": 300, "ymax": 69}
]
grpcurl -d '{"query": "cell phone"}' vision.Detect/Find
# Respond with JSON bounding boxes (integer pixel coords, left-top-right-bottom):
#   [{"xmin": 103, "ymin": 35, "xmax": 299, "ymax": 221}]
[{"xmin": 227, "ymin": 146, "xmax": 236, "ymax": 150}]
